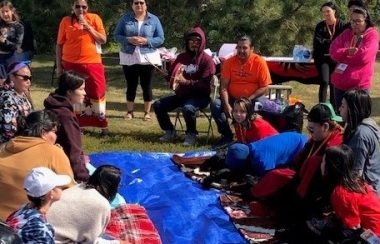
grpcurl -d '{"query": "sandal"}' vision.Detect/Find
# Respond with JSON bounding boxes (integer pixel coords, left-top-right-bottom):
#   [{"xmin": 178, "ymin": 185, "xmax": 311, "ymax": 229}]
[
  {"xmin": 143, "ymin": 112, "xmax": 151, "ymax": 121},
  {"xmin": 124, "ymin": 111, "xmax": 134, "ymax": 120}
]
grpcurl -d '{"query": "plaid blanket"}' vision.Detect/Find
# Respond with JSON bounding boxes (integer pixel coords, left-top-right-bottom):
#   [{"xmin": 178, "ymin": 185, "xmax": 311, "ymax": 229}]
[{"xmin": 105, "ymin": 203, "xmax": 161, "ymax": 244}]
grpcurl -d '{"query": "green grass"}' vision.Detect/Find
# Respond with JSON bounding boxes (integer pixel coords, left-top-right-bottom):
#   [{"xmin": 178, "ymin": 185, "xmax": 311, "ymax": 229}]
[{"xmin": 29, "ymin": 55, "xmax": 380, "ymax": 153}]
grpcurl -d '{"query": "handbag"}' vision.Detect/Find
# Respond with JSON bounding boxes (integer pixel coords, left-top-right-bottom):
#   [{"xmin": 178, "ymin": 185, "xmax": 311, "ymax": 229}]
[{"xmin": 0, "ymin": 220, "xmax": 22, "ymax": 244}]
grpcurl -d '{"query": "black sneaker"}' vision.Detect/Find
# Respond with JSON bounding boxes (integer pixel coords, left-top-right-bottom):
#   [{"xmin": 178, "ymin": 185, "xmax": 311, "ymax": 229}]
[{"xmin": 212, "ymin": 136, "xmax": 234, "ymax": 149}]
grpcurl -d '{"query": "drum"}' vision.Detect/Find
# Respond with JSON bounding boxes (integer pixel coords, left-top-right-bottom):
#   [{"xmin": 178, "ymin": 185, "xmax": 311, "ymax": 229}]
[{"xmin": 169, "ymin": 63, "xmax": 184, "ymax": 91}]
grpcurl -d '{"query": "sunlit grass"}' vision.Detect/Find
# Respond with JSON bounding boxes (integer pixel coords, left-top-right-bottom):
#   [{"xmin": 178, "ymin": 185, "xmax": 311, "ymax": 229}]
[{"xmin": 30, "ymin": 55, "xmax": 380, "ymax": 153}]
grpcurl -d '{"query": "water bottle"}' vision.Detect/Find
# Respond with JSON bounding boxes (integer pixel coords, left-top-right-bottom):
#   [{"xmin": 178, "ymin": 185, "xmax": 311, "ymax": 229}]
[
  {"xmin": 302, "ymin": 48, "xmax": 312, "ymax": 62},
  {"xmin": 293, "ymin": 45, "xmax": 302, "ymax": 61}
]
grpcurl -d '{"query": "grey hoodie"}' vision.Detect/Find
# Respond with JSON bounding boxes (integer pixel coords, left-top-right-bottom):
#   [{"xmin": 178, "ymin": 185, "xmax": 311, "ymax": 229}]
[{"xmin": 347, "ymin": 118, "xmax": 380, "ymax": 196}]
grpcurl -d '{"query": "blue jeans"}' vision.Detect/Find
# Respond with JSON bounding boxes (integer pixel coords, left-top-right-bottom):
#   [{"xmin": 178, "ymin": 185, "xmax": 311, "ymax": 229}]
[
  {"xmin": 153, "ymin": 95, "xmax": 210, "ymax": 134},
  {"xmin": 210, "ymin": 98, "xmax": 235, "ymax": 139}
]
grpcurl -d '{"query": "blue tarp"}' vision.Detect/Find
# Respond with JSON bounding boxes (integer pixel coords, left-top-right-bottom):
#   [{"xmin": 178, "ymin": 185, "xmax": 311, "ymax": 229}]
[{"xmin": 90, "ymin": 151, "xmax": 246, "ymax": 244}]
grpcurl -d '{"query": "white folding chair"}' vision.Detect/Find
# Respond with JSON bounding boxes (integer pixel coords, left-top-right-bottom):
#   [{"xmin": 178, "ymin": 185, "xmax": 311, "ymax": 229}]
[{"xmin": 174, "ymin": 75, "xmax": 219, "ymax": 144}]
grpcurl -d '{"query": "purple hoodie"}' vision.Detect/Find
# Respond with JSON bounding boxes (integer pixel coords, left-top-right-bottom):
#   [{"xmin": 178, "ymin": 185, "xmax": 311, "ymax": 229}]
[
  {"xmin": 169, "ymin": 27, "xmax": 216, "ymax": 98},
  {"xmin": 44, "ymin": 93, "xmax": 89, "ymax": 182},
  {"xmin": 330, "ymin": 27, "xmax": 379, "ymax": 90}
]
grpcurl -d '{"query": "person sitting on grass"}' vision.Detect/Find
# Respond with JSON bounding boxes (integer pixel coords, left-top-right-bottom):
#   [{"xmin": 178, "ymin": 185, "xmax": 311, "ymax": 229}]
[
  {"xmin": 44, "ymin": 71, "xmax": 89, "ymax": 182},
  {"xmin": 250, "ymin": 103, "xmax": 343, "ymax": 225},
  {"xmin": 47, "ymin": 165, "xmax": 128, "ymax": 243},
  {"xmin": 0, "ymin": 110, "xmax": 74, "ymax": 221},
  {"xmin": 339, "ymin": 89, "xmax": 380, "ymax": 196},
  {"xmin": 232, "ymin": 97, "xmax": 278, "ymax": 144},
  {"xmin": 307, "ymin": 145, "xmax": 380, "ymax": 242},
  {"xmin": 6, "ymin": 167, "xmax": 71, "ymax": 243}
]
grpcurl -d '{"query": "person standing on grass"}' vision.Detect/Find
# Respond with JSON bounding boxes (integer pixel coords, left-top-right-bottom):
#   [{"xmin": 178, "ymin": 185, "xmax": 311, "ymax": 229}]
[
  {"xmin": 56, "ymin": 0, "xmax": 110, "ymax": 136},
  {"xmin": 313, "ymin": 2, "xmax": 346, "ymax": 108},
  {"xmin": 0, "ymin": 1, "xmax": 24, "ymax": 66},
  {"xmin": 210, "ymin": 34, "xmax": 271, "ymax": 147},
  {"xmin": 114, "ymin": 0, "xmax": 164, "ymax": 121},
  {"xmin": 153, "ymin": 27, "xmax": 215, "ymax": 146},
  {"xmin": 329, "ymin": 7, "xmax": 379, "ymax": 109}
]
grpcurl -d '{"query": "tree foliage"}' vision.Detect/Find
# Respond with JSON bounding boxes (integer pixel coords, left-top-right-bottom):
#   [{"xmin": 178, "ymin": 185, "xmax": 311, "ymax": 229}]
[{"xmin": 10, "ymin": 0, "xmax": 380, "ymax": 55}]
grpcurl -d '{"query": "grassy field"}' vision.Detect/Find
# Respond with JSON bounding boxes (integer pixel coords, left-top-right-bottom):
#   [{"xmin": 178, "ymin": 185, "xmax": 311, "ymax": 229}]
[{"xmin": 29, "ymin": 55, "xmax": 380, "ymax": 153}]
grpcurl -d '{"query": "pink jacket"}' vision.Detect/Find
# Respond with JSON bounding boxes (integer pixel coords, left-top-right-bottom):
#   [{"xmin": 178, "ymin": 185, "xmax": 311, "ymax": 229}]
[{"xmin": 330, "ymin": 27, "xmax": 379, "ymax": 91}]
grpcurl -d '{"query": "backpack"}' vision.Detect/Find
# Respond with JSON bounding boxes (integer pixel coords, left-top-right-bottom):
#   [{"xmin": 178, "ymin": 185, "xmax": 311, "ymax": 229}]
[
  {"xmin": 0, "ymin": 220, "xmax": 22, "ymax": 244},
  {"xmin": 260, "ymin": 102, "xmax": 306, "ymax": 133}
]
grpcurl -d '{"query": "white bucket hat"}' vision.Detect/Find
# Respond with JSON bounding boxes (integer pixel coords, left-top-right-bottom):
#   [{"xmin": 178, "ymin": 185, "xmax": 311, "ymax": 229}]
[{"xmin": 24, "ymin": 167, "xmax": 71, "ymax": 197}]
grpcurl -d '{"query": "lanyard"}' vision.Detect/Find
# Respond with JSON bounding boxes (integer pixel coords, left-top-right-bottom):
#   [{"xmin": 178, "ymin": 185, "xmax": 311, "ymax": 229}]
[{"xmin": 325, "ymin": 21, "xmax": 336, "ymax": 40}]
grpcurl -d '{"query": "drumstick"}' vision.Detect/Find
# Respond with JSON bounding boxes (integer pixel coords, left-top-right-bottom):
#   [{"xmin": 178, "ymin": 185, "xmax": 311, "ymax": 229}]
[{"xmin": 144, "ymin": 54, "xmax": 168, "ymax": 76}]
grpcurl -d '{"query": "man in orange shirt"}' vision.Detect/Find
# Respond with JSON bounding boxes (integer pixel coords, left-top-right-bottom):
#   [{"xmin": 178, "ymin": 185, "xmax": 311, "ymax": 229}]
[{"xmin": 211, "ymin": 35, "xmax": 272, "ymax": 146}]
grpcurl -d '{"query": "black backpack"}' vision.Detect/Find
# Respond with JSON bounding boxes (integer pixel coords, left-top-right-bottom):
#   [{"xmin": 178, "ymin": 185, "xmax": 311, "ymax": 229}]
[{"xmin": 0, "ymin": 220, "xmax": 22, "ymax": 244}]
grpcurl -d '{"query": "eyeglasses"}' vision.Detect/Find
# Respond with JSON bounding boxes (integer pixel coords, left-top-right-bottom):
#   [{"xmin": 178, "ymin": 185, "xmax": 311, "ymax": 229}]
[
  {"xmin": 75, "ymin": 5, "xmax": 88, "ymax": 9},
  {"xmin": 133, "ymin": 1, "xmax": 145, "ymax": 5},
  {"xmin": 14, "ymin": 74, "xmax": 32, "ymax": 81},
  {"xmin": 350, "ymin": 19, "xmax": 365, "ymax": 25}
]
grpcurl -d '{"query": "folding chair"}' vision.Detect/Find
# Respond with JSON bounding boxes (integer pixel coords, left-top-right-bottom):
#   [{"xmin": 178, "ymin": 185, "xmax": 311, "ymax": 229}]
[
  {"xmin": 267, "ymin": 84, "xmax": 293, "ymax": 100},
  {"xmin": 174, "ymin": 75, "xmax": 219, "ymax": 144}
]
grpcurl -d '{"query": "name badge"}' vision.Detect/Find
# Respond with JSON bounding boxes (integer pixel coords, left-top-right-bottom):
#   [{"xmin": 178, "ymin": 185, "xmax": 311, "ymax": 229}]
[{"xmin": 334, "ymin": 63, "xmax": 348, "ymax": 74}]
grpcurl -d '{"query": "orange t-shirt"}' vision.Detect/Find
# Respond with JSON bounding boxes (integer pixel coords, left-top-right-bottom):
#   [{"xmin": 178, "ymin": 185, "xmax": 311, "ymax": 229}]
[
  {"xmin": 57, "ymin": 13, "xmax": 105, "ymax": 64},
  {"xmin": 221, "ymin": 53, "xmax": 272, "ymax": 99}
]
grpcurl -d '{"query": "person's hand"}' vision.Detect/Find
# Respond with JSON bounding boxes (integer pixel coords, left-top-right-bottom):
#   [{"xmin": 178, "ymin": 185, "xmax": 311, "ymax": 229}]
[
  {"xmin": 0, "ymin": 36, "xmax": 6, "ymax": 43},
  {"xmin": 175, "ymin": 73, "xmax": 187, "ymax": 85},
  {"xmin": 224, "ymin": 104, "xmax": 233, "ymax": 119},
  {"xmin": 136, "ymin": 37, "xmax": 148, "ymax": 45},
  {"xmin": 16, "ymin": 47, "xmax": 23, "ymax": 53},
  {"xmin": 128, "ymin": 36, "xmax": 141, "ymax": 45},
  {"xmin": 347, "ymin": 47, "xmax": 358, "ymax": 56}
]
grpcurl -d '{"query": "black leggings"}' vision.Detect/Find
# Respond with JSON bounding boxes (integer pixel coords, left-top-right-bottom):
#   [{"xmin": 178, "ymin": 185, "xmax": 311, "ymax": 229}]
[
  {"xmin": 122, "ymin": 64, "xmax": 154, "ymax": 102},
  {"xmin": 316, "ymin": 61, "xmax": 336, "ymax": 107}
]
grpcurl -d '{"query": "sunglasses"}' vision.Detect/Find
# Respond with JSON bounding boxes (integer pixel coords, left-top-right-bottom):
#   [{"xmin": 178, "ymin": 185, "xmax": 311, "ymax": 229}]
[
  {"xmin": 75, "ymin": 5, "xmax": 88, "ymax": 9},
  {"xmin": 14, "ymin": 74, "xmax": 32, "ymax": 81},
  {"xmin": 133, "ymin": 1, "xmax": 145, "ymax": 5}
]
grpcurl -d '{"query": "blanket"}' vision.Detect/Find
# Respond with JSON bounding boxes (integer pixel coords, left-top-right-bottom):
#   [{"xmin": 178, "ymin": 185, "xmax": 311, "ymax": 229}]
[{"xmin": 90, "ymin": 152, "xmax": 244, "ymax": 244}]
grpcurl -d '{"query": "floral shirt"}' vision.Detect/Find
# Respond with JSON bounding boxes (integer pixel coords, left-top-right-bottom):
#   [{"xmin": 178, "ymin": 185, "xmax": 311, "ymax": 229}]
[
  {"xmin": 0, "ymin": 83, "xmax": 32, "ymax": 143},
  {"xmin": 6, "ymin": 204, "xmax": 55, "ymax": 244}
]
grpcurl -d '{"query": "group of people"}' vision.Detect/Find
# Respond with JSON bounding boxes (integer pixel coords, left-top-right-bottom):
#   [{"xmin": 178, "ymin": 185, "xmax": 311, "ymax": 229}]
[
  {"xmin": 0, "ymin": 0, "xmax": 380, "ymax": 242},
  {"xmin": 313, "ymin": 0, "xmax": 378, "ymax": 111}
]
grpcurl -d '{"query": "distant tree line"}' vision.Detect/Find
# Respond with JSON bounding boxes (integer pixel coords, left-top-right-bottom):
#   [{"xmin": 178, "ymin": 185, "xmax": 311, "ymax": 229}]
[{"xmin": 11, "ymin": 0, "xmax": 380, "ymax": 55}]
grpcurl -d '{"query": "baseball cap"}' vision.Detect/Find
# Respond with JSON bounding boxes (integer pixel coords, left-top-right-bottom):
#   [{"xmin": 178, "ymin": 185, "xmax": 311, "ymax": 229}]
[
  {"xmin": 307, "ymin": 102, "xmax": 342, "ymax": 123},
  {"xmin": 24, "ymin": 167, "xmax": 71, "ymax": 197}
]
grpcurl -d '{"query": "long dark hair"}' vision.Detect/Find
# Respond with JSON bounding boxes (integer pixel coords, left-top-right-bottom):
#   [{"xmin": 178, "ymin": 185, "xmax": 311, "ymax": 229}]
[
  {"xmin": 0, "ymin": 1, "xmax": 20, "ymax": 22},
  {"xmin": 86, "ymin": 165, "xmax": 121, "ymax": 202},
  {"xmin": 55, "ymin": 71, "xmax": 85, "ymax": 97},
  {"xmin": 18, "ymin": 110, "xmax": 59, "ymax": 137},
  {"xmin": 324, "ymin": 145, "xmax": 366, "ymax": 194},
  {"xmin": 342, "ymin": 89, "xmax": 371, "ymax": 142},
  {"xmin": 232, "ymin": 97, "xmax": 256, "ymax": 130}
]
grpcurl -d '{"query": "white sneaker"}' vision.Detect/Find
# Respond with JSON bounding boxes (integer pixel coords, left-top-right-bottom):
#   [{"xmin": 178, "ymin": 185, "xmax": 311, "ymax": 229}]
[
  {"xmin": 159, "ymin": 130, "xmax": 177, "ymax": 142},
  {"xmin": 183, "ymin": 133, "xmax": 197, "ymax": 146}
]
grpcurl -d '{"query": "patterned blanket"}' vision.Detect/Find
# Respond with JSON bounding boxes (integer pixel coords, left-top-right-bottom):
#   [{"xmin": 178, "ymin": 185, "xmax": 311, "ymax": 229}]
[
  {"xmin": 171, "ymin": 154, "xmax": 283, "ymax": 243},
  {"xmin": 106, "ymin": 203, "xmax": 162, "ymax": 244}
]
